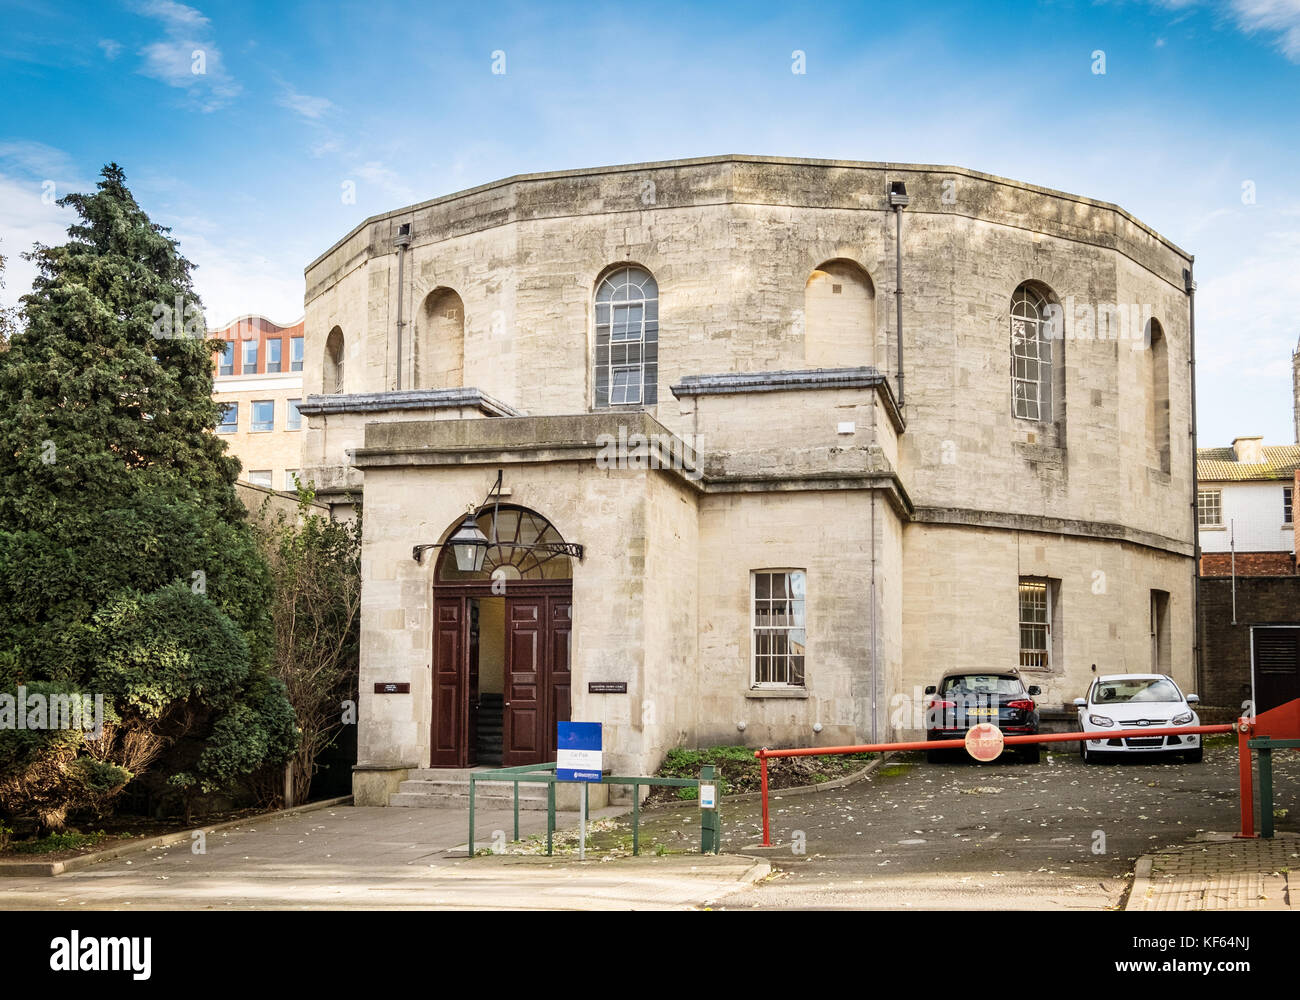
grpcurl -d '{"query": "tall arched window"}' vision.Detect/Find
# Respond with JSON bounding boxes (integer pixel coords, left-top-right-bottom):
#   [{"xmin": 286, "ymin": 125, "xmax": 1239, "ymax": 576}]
[
  {"xmin": 1146, "ymin": 318, "xmax": 1170, "ymax": 473},
  {"xmin": 804, "ymin": 259, "xmax": 875, "ymax": 368},
  {"xmin": 324, "ymin": 326, "xmax": 345, "ymax": 394},
  {"xmin": 417, "ymin": 287, "xmax": 465, "ymax": 389},
  {"xmin": 594, "ymin": 265, "xmax": 658, "ymax": 408},
  {"xmin": 1010, "ymin": 283, "xmax": 1057, "ymax": 422}
]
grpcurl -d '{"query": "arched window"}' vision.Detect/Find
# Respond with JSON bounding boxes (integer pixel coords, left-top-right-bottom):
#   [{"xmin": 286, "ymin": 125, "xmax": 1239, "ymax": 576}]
[
  {"xmin": 594, "ymin": 265, "xmax": 658, "ymax": 408},
  {"xmin": 1010, "ymin": 283, "xmax": 1058, "ymax": 422},
  {"xmin": 804, "ymin": 259, "xmax": 875, "ymax": 368},
  {"xmin": 1146, "ymin": 319, "xmax": 1170, "ymax": 473},
  {"xmin": 416, "ymin": 287, "xmax": 465, "ymax": 389},
  {"xmin": 436, "ymin": 506, "xmax": 573, "ymax": 582},
  {"xmin": 324, "ymin": 326, "xmax": 345, "ymax": 394}
]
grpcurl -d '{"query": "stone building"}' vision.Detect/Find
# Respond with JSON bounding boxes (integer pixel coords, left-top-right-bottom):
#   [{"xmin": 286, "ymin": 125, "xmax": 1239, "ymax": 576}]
[{"xmin": 291, "ymin": 155, "xmax": 1197, "ymax": 804}]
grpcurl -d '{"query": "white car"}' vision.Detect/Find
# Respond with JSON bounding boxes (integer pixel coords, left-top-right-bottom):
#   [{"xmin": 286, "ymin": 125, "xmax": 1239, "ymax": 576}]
[{"xmin": 1073, "ymin": 674, "xmax": 1203, "ymax": 763}]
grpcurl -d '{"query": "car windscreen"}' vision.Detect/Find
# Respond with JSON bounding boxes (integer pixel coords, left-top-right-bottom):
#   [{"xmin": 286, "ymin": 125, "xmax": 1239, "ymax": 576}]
[
  {"xmin": 940, "ymin": 675, "xmax": 1023, "ymax": 697},
  {"xmin": 1091, "ymin": 678, "xmax": 1181, "ymax": 704}
]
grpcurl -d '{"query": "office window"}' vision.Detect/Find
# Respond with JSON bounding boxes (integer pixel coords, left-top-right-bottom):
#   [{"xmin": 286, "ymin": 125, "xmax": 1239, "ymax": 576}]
[
  {"xmin": 1197, "ymin": 489, "xmax": 1223, "ymax": 527},
  {"xmin": 242, "ymin": 338, "xmax": 259, "ymax": 374},
  {"xmin": 285, "ymin": 469, "xmax": 300, "ymax": 491},
  {"xmin": 251, "ymin": 400, "xmax": 274, "ymax": 432},
  {"xmin": 290, "ymin": 336, "xmax": 304, "ymax": 372},
  {"xmin": 1285, "ymin": 487, "xmax": 1293, "ymax": 526},
  {"xmin": 751, "ymin": 570, "xmax": 806, "ymax": 688},
  {"xmin": 247, "ymin": 470, "xmax": 272, "ymax": 488},
  {"xmin": 266, "ymin": 338, "xmax": 282, "ymax": 373},
  {"xmin": 1019, "ymin": 579, "xmax": 1051, "ymax": 670},
  {"xmin": 218, "ymin": 341, "xmax": 234, "ymax": 376},
  {"xmin": 287, "ymin": 398, "xmax": 302, "ymax": 431},
  {"xmin": 217, "ymin": 402, "xmax": 237, "ymax": 433}
]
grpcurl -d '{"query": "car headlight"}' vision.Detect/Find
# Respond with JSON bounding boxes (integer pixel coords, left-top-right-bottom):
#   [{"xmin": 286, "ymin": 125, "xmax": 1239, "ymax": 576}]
[
  {"xmin": 1089, "ymin": 714, "xmax": 1114, "ymax": 727},
  {"xmin": 1173, "ymin": 711, "xmax": 1193, "ymax": 725}
]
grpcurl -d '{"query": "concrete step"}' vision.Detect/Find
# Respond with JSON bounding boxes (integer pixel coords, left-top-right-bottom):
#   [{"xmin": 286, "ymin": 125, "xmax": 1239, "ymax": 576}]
[{"xmin": 391, "ymin": 773, "xmax": 552, "ymax": 810}]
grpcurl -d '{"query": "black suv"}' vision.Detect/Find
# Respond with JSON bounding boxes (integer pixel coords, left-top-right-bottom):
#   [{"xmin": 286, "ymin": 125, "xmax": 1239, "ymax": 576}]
[{"xmin": 924, "ymin": 669, "xmax": 1042, "ymax": 763}]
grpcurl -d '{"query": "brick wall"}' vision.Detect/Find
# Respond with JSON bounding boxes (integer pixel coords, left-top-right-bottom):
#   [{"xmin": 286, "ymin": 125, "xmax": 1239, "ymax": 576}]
[
  {"xmin": 1197, "ymin": 575, "xmax": 1300, "ymax": 708},
  {"xmin": 1199, "ymin": 551, "xmax": 1296, "ymax": 576}
]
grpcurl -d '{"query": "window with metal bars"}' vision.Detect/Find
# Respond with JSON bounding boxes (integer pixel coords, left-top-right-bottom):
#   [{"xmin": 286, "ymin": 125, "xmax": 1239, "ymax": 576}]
[
  {"xmin": 1018, "ymin": 579, "xmax": 1050, "ymax": 670},
  {"xmin": 593, "ymin": 266, "xmax": 658, "ymax": 408},
  {"xmin": 752, "ymin": 570, "xmax": 806, "ymax": 688}
]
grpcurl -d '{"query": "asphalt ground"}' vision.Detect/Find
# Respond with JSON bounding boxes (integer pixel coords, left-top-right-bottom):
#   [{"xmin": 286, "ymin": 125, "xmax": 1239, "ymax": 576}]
[{"xmin": 697, "ymin": 737, "xmax": 1300, "ymax": 909}]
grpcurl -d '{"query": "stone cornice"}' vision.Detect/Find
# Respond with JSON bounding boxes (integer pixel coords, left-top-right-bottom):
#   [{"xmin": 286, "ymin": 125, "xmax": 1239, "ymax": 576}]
[
  {"xmin": 671, "ymin": 367, "xmax": 905, "ymax": 433},
  {"xmin": 912, "ymin": 505, "xmax": 1194, "ymax": 558},
  {"xmin": 298, "ymin": 388, "xmax": 522, "ymax": 418}
]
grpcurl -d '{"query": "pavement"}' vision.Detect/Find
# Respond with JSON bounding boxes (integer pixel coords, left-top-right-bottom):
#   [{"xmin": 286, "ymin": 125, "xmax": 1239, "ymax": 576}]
[
  {"xmin": 1, "ymin": 739, "xmax": 1292, "ymax": 910},
  {"xmin": 1126, "ymin": 831, "xmax": 1298, "ymax": 911},
  {"xmin": 0, "ymin": 804, "xmax": 768, "ymax": 911}
]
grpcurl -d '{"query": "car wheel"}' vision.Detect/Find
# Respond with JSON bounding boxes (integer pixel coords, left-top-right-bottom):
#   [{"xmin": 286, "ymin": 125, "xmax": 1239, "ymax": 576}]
[
  {"xmin": 1018, "ymin": 745, "xmax": 1040, "ymax": 764},
  {"xmin": 1083, "ymin": 743, "xmax": 1100, "ymax": 764},
  {"xmin": 1183, "ymin": 746, "xmax": 1203, "ymax": 764}
]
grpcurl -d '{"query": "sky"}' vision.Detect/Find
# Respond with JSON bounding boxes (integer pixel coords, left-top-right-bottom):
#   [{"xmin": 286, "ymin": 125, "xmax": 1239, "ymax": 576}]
[{"xmin": 1, "ymin": 0, "xmax": 1298, "ymax": 446}]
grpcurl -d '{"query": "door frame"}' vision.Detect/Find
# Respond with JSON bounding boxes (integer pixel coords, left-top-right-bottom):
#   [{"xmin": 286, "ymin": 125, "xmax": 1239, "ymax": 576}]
[{"xmin": 431, "ymin": 580, "xmax": 573, "ymax": 768}]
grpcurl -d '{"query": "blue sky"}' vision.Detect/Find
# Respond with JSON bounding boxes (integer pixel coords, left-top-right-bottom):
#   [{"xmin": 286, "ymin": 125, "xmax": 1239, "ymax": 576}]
[{"xmin": 1, "ymin": 0, "xmax": 1298, "ymax": 445}]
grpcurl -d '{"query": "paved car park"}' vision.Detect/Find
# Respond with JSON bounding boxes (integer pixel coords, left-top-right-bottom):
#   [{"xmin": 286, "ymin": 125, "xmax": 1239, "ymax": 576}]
[{"xmin": 725, "ymin": 740, "xmax": 1299, "ymax": 909}]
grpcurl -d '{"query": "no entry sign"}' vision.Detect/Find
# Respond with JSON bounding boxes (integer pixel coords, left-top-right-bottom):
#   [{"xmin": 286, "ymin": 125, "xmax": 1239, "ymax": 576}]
[{"xmin": 965, "ymin": 722, "xmax": 1004, "ymax": 762}]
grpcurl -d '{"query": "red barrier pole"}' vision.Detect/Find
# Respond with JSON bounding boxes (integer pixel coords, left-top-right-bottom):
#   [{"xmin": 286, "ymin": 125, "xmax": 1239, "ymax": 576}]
[
  {"xmin": 759, "ymin": 747, "xmax": 771, "ymax": 847},
  {"xmin": 1236, "ymin": 718, "xmax": 1255, "ymax": 839}
]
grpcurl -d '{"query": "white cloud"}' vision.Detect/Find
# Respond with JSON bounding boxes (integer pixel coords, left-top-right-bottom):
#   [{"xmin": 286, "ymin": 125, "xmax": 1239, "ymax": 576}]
[
  {"xmin": 353, "ymin": 160, "xmax": 417, "ymax": 204},
  {"xmin": 1230, "ymin": 0, "xmax": 1300, "ymax": 60},
  {"xmin": 0, "ymin": 174, "xmax": 77, "ymax": 309},
  {"xmin": 133, "ymin": 1, "xmax": 240, "ymax": 111},
  {"xmin": 98, "ymin": 38, "xmax": 123, "ymax": 60},
  {"xmin": 278, "ymin": 86, "xmax": 334, "ymax": 122}
]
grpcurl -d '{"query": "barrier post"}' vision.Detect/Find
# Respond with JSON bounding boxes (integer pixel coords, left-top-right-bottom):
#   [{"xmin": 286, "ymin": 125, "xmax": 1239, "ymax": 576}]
[
  {"xmin": 759, "ymin": 748, "xmax": 771, "ymax": 847},
  {"xmin": 1257, "ymin": 743, "xmax": 1274, "ymax": 840},
  {"xmin": 1236, "ymin": 718, "xmax": 1255, "ymax": 839}
]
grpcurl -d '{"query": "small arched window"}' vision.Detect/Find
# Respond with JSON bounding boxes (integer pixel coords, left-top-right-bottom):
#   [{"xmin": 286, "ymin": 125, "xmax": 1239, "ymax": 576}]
[
  {"xmin": 1010, "ymin": 283, "xmax": 1057, "ymax": 422},
  {"xmin": 594, "ymin": 265, "xmax": 658, "ymax": 408},
  {"xmin": 324, "ymin": 326, "xmax": 345, "ymax": 394}
]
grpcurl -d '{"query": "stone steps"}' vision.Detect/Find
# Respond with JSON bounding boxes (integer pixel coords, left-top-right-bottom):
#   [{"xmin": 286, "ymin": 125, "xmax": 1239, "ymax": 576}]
[{"xmin": 390, "ymin": 770, "xmax": 552, "ymax": 810}]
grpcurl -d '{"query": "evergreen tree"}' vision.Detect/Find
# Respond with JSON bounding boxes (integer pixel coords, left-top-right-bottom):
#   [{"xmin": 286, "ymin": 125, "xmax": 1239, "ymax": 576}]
[{"xmin": 0, "ymin": 165, "xmax": 295, "ymax": 830}]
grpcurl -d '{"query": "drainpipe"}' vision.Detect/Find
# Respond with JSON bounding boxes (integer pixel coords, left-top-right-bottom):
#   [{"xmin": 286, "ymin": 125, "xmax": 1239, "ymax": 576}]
[
  {"xmin": 394, "ymin": 222, "xmax": 412, "ymax": 390},
  {"xmin": 1186, "ymin": 264, "xmax": 1200, "ymax": 695},
  {"xmin": 870, "ymin": 491, "xmax": 878, "ymax": 743},
  {"xmin": 888, "ymin": 181, "xmax": 910, "ymax": 406}
]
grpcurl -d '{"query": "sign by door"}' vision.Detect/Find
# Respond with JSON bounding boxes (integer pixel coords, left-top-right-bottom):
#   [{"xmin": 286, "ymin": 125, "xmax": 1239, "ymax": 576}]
[{"xmin": 556, "ymin": 722, "xmax": 602, "ymax": 782}]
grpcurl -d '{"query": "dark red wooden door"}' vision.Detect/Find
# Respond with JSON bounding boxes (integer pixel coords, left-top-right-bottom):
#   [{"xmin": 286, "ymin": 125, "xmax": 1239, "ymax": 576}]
[
  {"xmin": 503, "ymin": 598, "xmax": 545, "ymax": 767},
  {"xmin": 546, "ymin": 597, "xmax": 572, "ymax": 761},
  {"xmin": 431, "ymin": 597, "xmax": 465, "ymax": 767}
]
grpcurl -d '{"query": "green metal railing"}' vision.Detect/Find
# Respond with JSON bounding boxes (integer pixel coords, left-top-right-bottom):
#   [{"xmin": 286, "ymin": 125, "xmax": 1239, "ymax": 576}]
[
  {"xmin": 468, "ymin": 763, "xmax": 721, "ymax": 857},
  {"xmin": 1247, "ymin": 736, "xmax": 1300, "ymax": 839}
]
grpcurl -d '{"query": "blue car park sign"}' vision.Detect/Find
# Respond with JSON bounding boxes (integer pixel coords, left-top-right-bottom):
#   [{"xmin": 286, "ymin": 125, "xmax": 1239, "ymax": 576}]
[{"xmin": 556, "ymin": 722, "xmax": 602, "ymax": 782}]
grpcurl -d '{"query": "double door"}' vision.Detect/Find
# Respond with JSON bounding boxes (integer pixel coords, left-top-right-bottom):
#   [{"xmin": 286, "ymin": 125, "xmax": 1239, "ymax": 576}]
[{"xmin": 431, "ymin": 590, "xmax": 571, "ymax": 768}]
